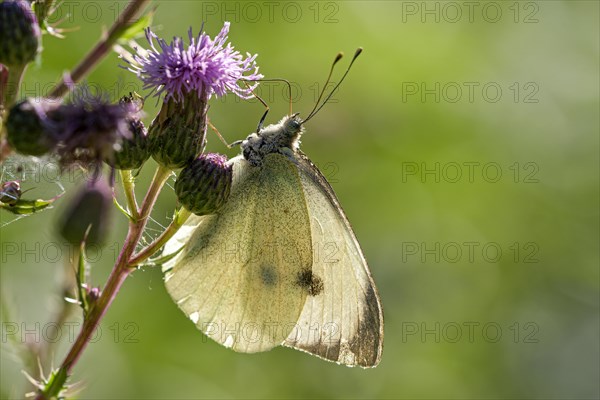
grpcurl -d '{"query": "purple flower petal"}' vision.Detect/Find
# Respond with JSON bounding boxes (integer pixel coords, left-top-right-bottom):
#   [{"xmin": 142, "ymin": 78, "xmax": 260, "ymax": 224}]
[{"xmin": 129, "ymin": 22, "xmax": 263, "ymax": 103}]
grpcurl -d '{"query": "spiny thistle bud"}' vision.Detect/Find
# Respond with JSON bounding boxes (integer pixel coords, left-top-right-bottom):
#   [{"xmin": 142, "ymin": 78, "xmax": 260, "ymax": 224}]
[
  {"xmin": 0, "ymin": 181, "xmax": 21, "ymax": 206},
  {"xmin": 175, "ymin": 153, "xmax": 232, "ymax": 215},
  {"xmin": 6, "ymin": 98, "xmax": 60, "ymax": 156},
  {"xmin": 0, "ymin": 0, "xmax": 41, "ymax": 67},
  {"xmin": 58, "ymin": 180, "xmax": 112, "ymax": 247},
  {"xmin": 106, "ymin": 94, "xmax": 150, "ymax": 170},
  {"xmin": 149, "ymin": 93, "xmax": 208, "ymax": 169}
]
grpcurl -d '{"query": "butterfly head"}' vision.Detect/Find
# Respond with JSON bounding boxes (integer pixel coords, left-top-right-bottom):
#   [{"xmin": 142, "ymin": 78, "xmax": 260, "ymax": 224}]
[
  {"xmin": 280, "ymin": 112, "xmax": 303, "ymax": 137},
  {"xmin": 241, "ymin": 113, "xmax": 304, "ymax": 166}
]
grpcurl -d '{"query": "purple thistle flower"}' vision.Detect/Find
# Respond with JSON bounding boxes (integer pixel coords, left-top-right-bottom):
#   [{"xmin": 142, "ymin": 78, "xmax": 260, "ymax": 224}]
[
  {"xmin": 45, "ymin": 90, "xmax": 142, "ymax": 169},
  {"xmin": 129, "ymin": 22, "xmax": 263, "ymax": 102}
]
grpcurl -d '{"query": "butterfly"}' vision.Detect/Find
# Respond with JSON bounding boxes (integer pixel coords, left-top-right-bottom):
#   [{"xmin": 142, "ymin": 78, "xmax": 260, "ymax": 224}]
[{"xmin": 162, "ymin": 49, "xmax": 383, "ymax": 368}]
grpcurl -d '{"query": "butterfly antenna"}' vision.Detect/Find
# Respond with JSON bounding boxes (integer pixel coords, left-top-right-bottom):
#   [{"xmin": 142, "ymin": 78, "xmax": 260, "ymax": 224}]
[
  {"xmin": 242, "ymin": 78, "xmax": 293, "ymax": 130},
  {"xmin": 242, "ymin": 80, "xmax": 269, "ymax": 132},
  {"xmin": 285, "ymin": 78, "xmax": 293, "ymax": 116},
  {"xmin": 304, "ymin": 52, "xmax": 344, "ymax": 122},
  {"xmin": 302, "ymin": 48, "xmax": 363, "ymax": 124}
]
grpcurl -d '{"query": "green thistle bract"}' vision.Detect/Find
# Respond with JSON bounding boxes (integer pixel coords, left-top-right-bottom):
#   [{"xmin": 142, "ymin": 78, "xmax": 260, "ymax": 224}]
[
  {"xmin": 175, "ymin": 153, "xmax": 232, "ymax": 215},
  {"xmin": 106, "ymin": 94, "xmax": 150, "ymax": 170},
  {"xmin": 149, "ymin": 93, "xmax": 208, "ymax": 169}
]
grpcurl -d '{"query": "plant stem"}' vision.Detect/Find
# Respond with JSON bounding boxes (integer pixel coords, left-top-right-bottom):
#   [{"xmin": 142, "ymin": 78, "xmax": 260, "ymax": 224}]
[
  {"xmin": 129, "ymin": 207, "xmax": 192, "ymax": 266},
  {"xmin": 35, "ymin": 165, "xmax": 171, "ymax": 400},
  {"xmin": 1, "ymin": 63, "xmax": 26, "ymax": 110},
  {"xmin": 0, "ymin": 64, "xmax": 27, "ymax": 161},
  {"xmin": 48, "ymin": 0, "xmax": 150, "ymax": 99},
  {"xmin": 120, "ymin": 169, "xmax": 140, "ymax": 220}
]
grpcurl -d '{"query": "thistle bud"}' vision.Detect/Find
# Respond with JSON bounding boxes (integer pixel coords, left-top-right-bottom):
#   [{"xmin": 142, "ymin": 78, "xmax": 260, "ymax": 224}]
[
  {"xmin": 149, "ymin": 93, "xmax": 208, "ymax": 169},
  {"xmin": 58, "ymin": 180, "xmax": 112, "ymax": 247},
  {"xmin": 110, "ymin": 118, "xmax": 150, "ymax": 169},
  {"xmin": 0, "ymin": 0, "xmax": 41, "ymax": 67},
  {"xmin": 6, "ymin": 98, "xmax": 59, "ymax": 156},
  {"xmin": 175, "ymin": 153, "xmax": 232, "ymax": 216},
  {"xmin": 106, "ymin": 94, "xmax": 150, "ymax": 170},
  {"xmin": 0, "ymin": 181, "xmax": 21, "ymax": 206}
]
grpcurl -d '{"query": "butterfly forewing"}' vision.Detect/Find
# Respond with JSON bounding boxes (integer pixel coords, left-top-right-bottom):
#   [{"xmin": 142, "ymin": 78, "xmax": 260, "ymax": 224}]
[{"xmin": 164, "ymin": 153, "xmax": 313, "ymax": 353}]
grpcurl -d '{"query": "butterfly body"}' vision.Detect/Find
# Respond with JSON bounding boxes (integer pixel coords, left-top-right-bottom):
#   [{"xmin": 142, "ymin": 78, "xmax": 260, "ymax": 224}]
[{"xmin": 163, "ymin": 114, "xmax": 383, "ymax": 367}]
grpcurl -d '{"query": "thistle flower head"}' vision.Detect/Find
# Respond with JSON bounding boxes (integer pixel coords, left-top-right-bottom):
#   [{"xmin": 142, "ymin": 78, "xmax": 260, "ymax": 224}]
[
  {"xmin": 47, "ymin": 91, "xmax": 142, "ymax": 168},
  {"xmin": 130, "ymin": 22, "xmax": 263, "ymax": 102}
]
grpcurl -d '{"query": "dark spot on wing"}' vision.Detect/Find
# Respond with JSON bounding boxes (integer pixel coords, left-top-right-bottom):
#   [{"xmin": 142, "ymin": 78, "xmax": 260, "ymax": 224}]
[
  {"xmin": 260, "ymin": 265, "xmax": 278, "ymax": 287},
  {"xmin": 296, "ymin": 269, "xmax": 324, "ymax": 296}
]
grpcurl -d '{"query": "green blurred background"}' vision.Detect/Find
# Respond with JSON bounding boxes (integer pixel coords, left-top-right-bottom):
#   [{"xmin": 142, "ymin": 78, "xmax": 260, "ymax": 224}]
[{"xmin": 1, "ymin": 1, "xmax": 599, "ymax": 398}]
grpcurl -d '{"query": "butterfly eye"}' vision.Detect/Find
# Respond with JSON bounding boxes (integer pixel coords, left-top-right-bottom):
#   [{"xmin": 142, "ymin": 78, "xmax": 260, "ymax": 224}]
[{"xmin": 289, "ymin": 120, "xmax": 301, "ymax": 130}]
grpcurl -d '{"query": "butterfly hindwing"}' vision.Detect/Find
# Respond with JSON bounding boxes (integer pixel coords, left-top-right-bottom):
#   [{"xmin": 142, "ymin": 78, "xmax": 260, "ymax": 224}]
[{"xmin": 282, "ymin": 152, "xmax": 384, "ymax": 367}]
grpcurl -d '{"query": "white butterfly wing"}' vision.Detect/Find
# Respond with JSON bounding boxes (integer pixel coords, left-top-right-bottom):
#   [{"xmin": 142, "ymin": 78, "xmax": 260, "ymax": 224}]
[
  {"xmin": 282, "ymin": 153, "xmax": 384, "ymax": 368},
  {"xmin": 163, "ymin": 153, "xmax": 313, "ymax": 353}
]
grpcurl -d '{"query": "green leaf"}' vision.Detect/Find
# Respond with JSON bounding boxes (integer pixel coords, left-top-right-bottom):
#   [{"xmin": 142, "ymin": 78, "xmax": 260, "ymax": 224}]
[
  {"xmin": 39, "ymin": 367, "xmax": 70, "ymax": 399},
  {"xmin": 143, "ymin": 245, "xmax": 184, "ymax": 269},
  {"xmin": 115, "ymin": 9, "xmax": 155, "ymax": 43},
  {"xmin": 113, "ymin": 195, "xmax": 135, "ymax": 221},
  {"xmin": 75, "ymin": 243, "xmax": 91, "ymax": 317}
]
